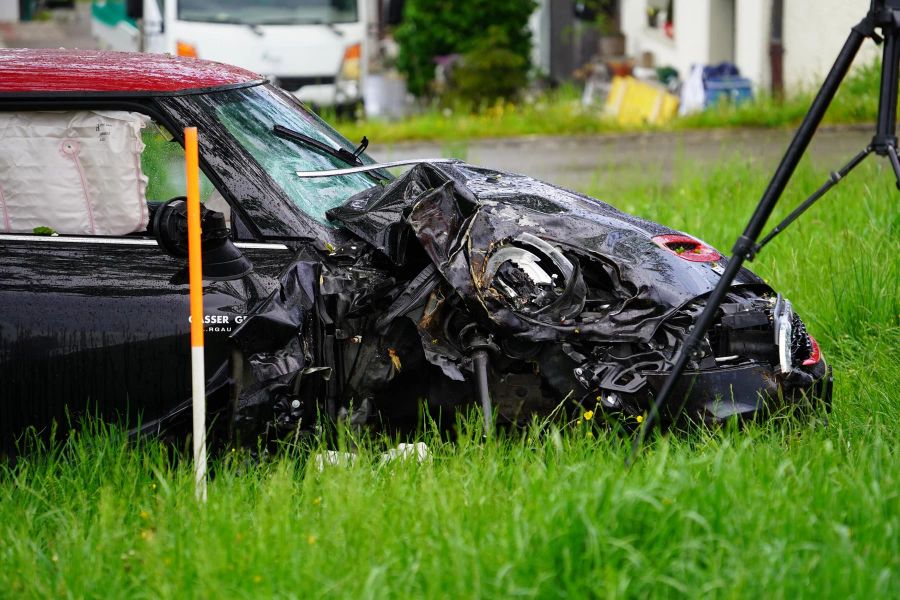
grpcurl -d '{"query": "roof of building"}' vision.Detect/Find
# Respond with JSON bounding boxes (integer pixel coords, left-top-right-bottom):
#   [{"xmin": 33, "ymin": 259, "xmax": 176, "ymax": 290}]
[{"xmin": 0, "ymin": 49, "xmax": 263, "ymax": 95}]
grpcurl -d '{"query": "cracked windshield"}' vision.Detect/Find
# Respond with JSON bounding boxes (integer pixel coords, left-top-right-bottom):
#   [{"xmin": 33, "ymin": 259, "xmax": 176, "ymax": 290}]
[{"xmin": 212, "ymin": 85, "xmax": 379, "ymax": 223}]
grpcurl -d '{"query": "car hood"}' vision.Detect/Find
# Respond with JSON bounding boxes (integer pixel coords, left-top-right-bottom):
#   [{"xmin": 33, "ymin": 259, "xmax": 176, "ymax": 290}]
[{"xmin": 326, "ymin": 161, "xmax": 765, "ymax": 345}]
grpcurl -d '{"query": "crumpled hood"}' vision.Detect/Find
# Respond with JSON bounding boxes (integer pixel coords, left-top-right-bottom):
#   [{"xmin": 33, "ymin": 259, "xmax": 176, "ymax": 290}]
[
  {"xmin": 327, "ymin": 162, "xmax": 766, "ymax": 347},
  {"xmin": 449, "ymin": 163, "xmax": 762, "ymax": 311}
]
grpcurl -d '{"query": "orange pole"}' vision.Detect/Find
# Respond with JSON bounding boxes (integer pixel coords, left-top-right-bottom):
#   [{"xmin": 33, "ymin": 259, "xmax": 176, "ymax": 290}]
[
  {"xmin": 185, "ymin": 127, "xmax": 207, "ymax": 502},
  {"xmin": 186, "ymin": 127, "xmax": 204, "ymax": 350}
]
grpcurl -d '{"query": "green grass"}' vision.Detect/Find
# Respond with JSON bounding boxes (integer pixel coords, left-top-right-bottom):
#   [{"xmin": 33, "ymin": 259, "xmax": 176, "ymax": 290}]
[
  {"xmin": 2, "ymin": 159, "xmax": 898, "ymax": 598},
  {"xmin": 331, "ymin": 63, "xmax": 882, "ymax": 143}
]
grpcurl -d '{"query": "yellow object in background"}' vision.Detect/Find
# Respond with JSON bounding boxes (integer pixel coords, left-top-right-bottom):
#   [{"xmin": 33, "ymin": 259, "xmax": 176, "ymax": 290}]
[{"xmin": 605, "ymin": 76, "xmax": 679, "ymax": 126}]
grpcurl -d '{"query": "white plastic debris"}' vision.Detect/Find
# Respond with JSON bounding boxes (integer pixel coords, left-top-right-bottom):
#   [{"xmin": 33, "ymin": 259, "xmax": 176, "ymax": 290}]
[
  {"xmin": 0, "ymin": 110, "xmax": 150, "ymax": 235},
  {"xmin": 313, "ymin": 450, "xmax": 357, "ymax": 472},
  {"xmin": 380, "ymin": 442, "xmax": 429, "ymax": 464},
  {"xmin": 312, "ymin": 443, "xmax": 429, "ymax": 472}
]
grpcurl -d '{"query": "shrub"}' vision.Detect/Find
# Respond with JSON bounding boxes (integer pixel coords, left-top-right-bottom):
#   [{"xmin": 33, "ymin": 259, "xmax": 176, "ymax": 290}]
[
  {"xmin": 449, "ymin": 27, "xmax": 529, "ymax": 106},
  {"xmin": 394, "ymin": 0, "xmax": 536, "ymax": 98}
]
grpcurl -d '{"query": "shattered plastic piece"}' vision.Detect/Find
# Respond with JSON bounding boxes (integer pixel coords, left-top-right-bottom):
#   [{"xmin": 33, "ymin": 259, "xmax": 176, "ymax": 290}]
[
  {"xmin": 380, "ymin": 442, "xmax": 429, "ymax": 464},
  {"xmin": 313, "ymin": 450, "xmax": 357, "ymax": 471}
]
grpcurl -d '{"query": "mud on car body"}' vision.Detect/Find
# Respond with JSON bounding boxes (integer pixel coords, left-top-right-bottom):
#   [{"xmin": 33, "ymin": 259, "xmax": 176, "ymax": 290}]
[{"xmin": 0, "ymin": 49, "xmax": 831, "ymax": 453}]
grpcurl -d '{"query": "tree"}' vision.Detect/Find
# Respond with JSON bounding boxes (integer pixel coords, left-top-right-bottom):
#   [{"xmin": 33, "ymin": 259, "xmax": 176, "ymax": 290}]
[{"xmin": 394, "ymin": 0, "xmax": 537, "ymax": 98}]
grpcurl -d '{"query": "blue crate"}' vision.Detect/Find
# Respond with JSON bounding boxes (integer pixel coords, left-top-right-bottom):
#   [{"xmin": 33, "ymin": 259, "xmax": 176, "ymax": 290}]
[{"xmin": 705, "ymin": 76, "xmax": 754, "ymax": 108}]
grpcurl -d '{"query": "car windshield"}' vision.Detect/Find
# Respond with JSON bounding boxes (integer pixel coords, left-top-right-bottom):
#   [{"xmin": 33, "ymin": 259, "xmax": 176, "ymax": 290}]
[
  {"xmin": 206, "ymin": 84, "xmax": 380, "ymax": 224},
  {"xmin": 177, "ymin": 0, "xmax": 359, "ymax": 25}
]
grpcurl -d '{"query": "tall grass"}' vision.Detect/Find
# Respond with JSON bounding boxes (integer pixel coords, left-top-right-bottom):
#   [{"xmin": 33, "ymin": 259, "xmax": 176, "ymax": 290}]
[{"xmin": 1, "ymin": 159, "xmax": 898, "ymax": 598}]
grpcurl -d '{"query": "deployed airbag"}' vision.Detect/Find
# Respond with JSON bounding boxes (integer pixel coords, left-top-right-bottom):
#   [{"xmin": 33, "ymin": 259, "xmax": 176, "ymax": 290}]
[{"xmin": 0, "ymin": 110, "xmax": 150, "ymax": 235}]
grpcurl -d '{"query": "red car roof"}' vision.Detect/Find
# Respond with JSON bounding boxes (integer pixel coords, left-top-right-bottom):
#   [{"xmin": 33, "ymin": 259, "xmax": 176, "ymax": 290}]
[{"xmin": 0, "ymin": 49, "xmax": 263, "ymax": 95}]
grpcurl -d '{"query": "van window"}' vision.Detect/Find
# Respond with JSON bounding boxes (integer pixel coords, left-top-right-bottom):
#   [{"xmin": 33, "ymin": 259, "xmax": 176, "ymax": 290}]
[{"xmin": 178, "ymin": 0, "xmax": 359, "ymax": 25}]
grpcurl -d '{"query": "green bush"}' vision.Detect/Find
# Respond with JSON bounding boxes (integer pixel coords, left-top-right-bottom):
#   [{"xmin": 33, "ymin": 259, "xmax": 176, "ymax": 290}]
[
  {"xmin": 394, "ymin": 0, "xmax": 536, "ymax": 98},
  {"xmin": 450, "ymin": 27, "xmax": 529, "ymax": 106}
]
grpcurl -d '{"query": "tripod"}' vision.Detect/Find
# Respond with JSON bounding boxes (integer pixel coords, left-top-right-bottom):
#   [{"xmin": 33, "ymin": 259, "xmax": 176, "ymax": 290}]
[{"xmin": 636, "ymin": 0, "xmax": 900, "ymax": 446}]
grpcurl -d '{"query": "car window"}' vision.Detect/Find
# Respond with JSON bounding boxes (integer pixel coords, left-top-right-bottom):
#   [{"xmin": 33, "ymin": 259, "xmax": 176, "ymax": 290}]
[
  {"xmin": 141, "ymin": 121, "xmax": 216, "ymax": 204},
  {"xmin": 206, "ymin": 85, "xmax": 379, "ymax": 225},
  {"xmin": 0, "ymin": 110, "xmax": 221, "ymax": 236}
]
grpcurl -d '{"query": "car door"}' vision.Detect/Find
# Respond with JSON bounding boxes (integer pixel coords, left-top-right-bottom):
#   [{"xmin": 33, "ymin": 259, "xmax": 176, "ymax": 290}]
[{"xmin": 0, "ymin": 107, "xmax": 293, "ymax": 452}]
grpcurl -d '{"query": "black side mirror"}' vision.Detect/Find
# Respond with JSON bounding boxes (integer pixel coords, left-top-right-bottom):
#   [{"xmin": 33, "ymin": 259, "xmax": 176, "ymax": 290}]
[
  {"xmin": 152, "ymin": 197, "xmax": 254, "ymax": 282},
  {"xmin": 126, "ymin": 0, "xmax": 143, "ymax": 20},
  {"xmin": 385, "ymin": 0, "xmax": 404, "ymax": 26}
]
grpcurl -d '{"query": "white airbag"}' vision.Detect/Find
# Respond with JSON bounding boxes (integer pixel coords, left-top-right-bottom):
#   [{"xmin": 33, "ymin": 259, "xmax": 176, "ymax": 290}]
[{"xmin": 0, "ymin": 110, "xmax": 150, "ymax": 235}]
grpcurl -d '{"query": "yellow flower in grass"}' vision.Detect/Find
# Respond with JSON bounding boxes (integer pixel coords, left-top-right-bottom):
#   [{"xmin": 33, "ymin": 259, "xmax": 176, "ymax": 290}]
[
  {"xmin": 636, "ymin": 415, "xmax": 644, "ymax": 423},
  {"xmin": 583, "ymin": 410, "xmax": 594, "ymax": 421},
  {"xmin": 307, "ymin": 534, "xmax": 318, "ymax": 545}
]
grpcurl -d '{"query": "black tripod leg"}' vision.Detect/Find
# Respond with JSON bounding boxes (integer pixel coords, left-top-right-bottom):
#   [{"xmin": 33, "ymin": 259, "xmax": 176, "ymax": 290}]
[
  {"xmin": 631, "ymin": 23, "xmax": 868, "ymax": 457},
  {"xmin": 755, "ymin": 146, "xmax": 872, "ymax": 252},
  {"xmin": 886, "ymin": 144, "xmax": 900, "ymax": 188}
]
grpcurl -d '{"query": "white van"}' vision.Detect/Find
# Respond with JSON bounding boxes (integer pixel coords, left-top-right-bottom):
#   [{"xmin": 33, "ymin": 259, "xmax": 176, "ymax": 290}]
[{"xmin": 91, "ymin": 0, "xmax": 367, "ymax": 108}]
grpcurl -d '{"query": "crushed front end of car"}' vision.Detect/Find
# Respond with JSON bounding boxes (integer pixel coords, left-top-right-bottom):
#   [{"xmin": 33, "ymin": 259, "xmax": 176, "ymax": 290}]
[{"xmin": 229, "ymin": 162, "xmax": 832, "ymax": 441}]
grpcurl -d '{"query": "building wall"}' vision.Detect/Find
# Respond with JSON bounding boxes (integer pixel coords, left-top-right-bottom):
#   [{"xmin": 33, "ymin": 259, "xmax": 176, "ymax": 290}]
[
  {"xmin": 0, "ymin": 0, "xmax": 19, "ymax": 23},
  {"xmin": 709, "ymin": 0, "xmax": 736, "ymax": 64},
  {"xmin": 621, "ymin": 0, "xmax": 880, "ymax": 95},
  {"xmin": 621, "ymin": 0, "xmax": 715, "ymax": 79},
  {"xmin": 782, "ymin": 0, "xmax": 879, "ymax": 91},
  {"xmin": 734, "ymin": 0, "xmax": 771, "ymax": 91}
]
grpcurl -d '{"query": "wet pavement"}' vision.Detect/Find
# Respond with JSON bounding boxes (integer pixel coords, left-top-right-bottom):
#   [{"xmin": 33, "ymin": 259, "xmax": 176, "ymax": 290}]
[
  {"xmin": 0, "ymin": 4, "xmax": 875, "ymax": 191},
  {"xmin": 377, "ymin": 126, "xmax": 875, "ymax": 191}
]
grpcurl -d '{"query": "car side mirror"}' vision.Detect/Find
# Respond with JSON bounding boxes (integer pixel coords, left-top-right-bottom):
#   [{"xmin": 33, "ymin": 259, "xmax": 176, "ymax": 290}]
[
  {"xmin": 151, "ymin": 197, "xmax": 254, "ymax": 282},
  {"xmin": 126, "ymin": 0, "xmax": 143, "ymax": 20}
]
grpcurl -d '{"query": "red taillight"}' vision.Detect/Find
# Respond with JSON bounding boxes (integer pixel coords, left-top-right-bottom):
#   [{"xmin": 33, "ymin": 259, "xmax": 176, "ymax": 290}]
[
  {"xmin": 803, "ymin": 335, "xmax": 822, "ymax": 366},
  {"xmin": 652, "ymin": 234, "xmax": 722, "ymax": 263}
]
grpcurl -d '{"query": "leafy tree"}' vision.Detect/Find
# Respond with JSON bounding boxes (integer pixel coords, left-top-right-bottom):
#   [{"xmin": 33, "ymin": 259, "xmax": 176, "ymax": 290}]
[{"xmin": 394, "ymin": 0, "xmax": 536, "ymax": 98}]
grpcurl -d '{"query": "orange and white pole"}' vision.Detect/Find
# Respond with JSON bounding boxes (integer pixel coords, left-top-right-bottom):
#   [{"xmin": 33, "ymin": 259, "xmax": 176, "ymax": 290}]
[{"xmin": 185, "ymin": 127, "xmax": 207, "ymax": 502}]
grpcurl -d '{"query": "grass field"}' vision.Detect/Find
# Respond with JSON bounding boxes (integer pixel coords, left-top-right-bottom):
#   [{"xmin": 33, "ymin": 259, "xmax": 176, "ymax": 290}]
[
  {"xmin": 330, "ymin": 62, "xmax": 882, "ymax": 143},
  {"xmin": 1, "ymin": 158, "xmax": 898, "ymax": 598}
]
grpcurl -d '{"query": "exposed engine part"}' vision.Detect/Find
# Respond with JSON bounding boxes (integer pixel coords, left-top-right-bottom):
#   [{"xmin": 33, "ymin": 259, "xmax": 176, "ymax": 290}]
[{"xmin": 460, "ymin": 324, "xmax": 499, "ymax": 436}]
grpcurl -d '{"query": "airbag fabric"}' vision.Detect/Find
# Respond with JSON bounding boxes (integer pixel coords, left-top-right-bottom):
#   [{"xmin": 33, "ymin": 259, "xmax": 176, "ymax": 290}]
[{"xmin": 0, "ymin": 111, "xmax": 150, "ymax": 235}]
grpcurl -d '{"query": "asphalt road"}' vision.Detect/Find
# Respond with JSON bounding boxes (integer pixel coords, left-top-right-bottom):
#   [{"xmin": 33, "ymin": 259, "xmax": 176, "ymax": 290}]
[{"xmin": 375, "ymin": 126, "xmax": 875, "ymax": 191}]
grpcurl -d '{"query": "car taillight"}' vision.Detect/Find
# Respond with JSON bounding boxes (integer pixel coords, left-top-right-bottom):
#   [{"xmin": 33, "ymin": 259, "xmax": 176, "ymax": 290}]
[
  {"xmin": 341, "ymin": 43, "xmax": 361, "ymax": 80},
  {"xmin": 802, "ymin": 335, "xmax": 822, "ymax": 366},
  {"xmin": 652, "ymin": 234, "xmax": 722, "ymax": 263},
  {"xmin": 177, "ymin": 41, "xmax": 198, "ymax": 58}
]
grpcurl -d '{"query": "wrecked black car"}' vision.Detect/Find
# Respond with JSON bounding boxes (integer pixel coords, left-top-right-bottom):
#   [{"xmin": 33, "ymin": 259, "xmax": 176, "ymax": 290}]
[{"xmin": 0, "ymin": 50, "xmax": 831, "ymax": 453}]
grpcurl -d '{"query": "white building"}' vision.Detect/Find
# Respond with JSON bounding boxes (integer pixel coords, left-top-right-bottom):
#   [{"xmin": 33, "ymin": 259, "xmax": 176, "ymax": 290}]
[
  {"xmin": 619, "ymin": 0, "xmax": 880, "ymax": 94},
  {"xmin": 0, "ymin": 0, "xmax": 19, "ymax": 23}
]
